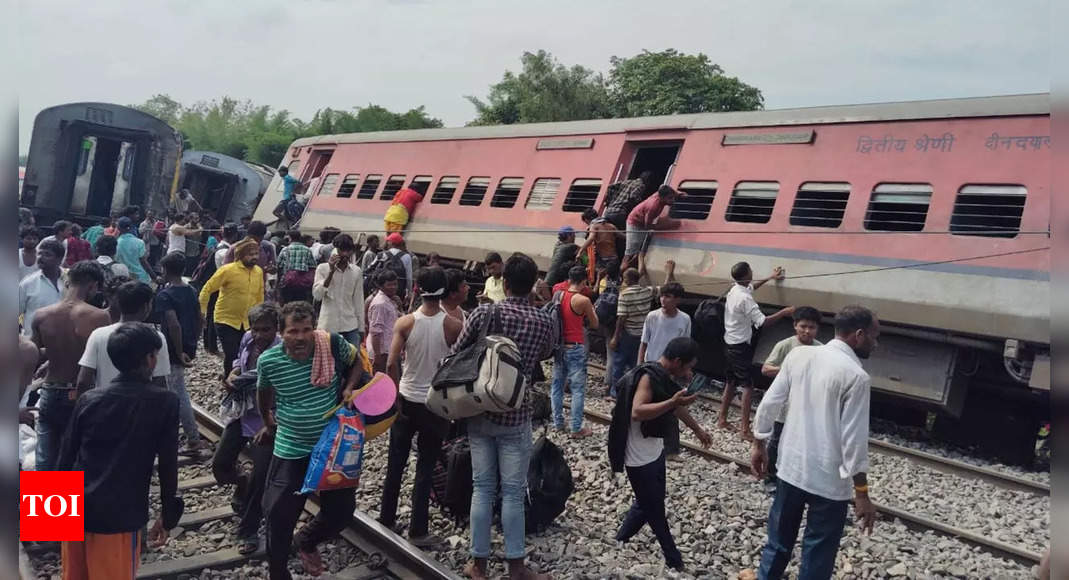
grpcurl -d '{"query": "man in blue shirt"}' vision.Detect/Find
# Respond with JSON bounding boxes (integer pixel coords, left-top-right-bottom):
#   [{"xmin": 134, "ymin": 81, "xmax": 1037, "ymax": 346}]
[
  {"xmin": 272, "ymin": 166, "xmax": 302, "ymax": 219},
  {"xmin": 116, "ymin": 217, "xmax": 154, "ymax": 283}
]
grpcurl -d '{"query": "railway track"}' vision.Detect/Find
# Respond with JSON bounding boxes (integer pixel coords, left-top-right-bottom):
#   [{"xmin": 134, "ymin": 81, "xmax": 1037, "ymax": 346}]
[{"xmin": 587, "ymin": 361, "xmax": 1049, "ymax": 497}]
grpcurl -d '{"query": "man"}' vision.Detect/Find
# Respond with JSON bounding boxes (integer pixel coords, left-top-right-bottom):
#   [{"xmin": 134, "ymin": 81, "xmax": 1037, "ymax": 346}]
[
  {"xmin": 477, "ymin": 252, "xmax": 505, "ymax": 304},
  {"xmin": 579, "ymin": 208, "xmax": 622, "ymax": 285},
  {"xmin": 94, "ymin": 235, "xmax": 131, "ymax": 280},
  {"xmin": 751, "ymin": 306, "xmax": 880, "ymax": 579},
  {"xmin": 544, "ymin": 226, "xmax": 579, "ymax": 287},
  {"xmin": 622, "ymin": 185, "xmax": 682, "ymax": 277},
  {"xmin": 718, "ymin": 262, "xmax": 795, "ymax": 439},
  {"xmin": 384, "ymin": 185, "xmax": 424, "ymax": 233},
  {"xmin": 115, "ymin": 217, "xmax": 154, "ymax": 283},
  {"xmin": 203, "ymin": 223, "xmax": 241, "ymax": 355},
  {"xmin": 58, "ymin": 323, "xmax": 182, "ymax": 580},
  {"xmin": 29, "ymin": 261, "xmax": 111, "ymax": 471},
  {"xmin": 380, "ymin": 267, "xmax": 463, "ymax": 546},
  {"xmin": 213, "ymin": 303, "xmax": 280, "ymax": 555},
  {"xmin": 383, "ymin": 232, "xmax": 413, "ymax": 298},
  {"xmin": 277, "ymin": 228, "xmax": 316, "ymax": 304},
  {"xmin": 609, "ymin": 261, "xmax": 676, "ymax": 399},
  {"xmin": 224, "ymin": 220, "xmax": 277, "ymax": 279},
  {"xmin": 82, "ymin": 217, "xmax": 108, "ymax": 252},
  {"xmin": 77, "ymin": 281, "xmax": 172, "ymax": 390},
  {"xmin": 19, "ymin": 334, "xmax": 40, "ymax": 437},
  {"xmin": 200, "ymin": 240, "xmax": 266, "ymax": 380},
  {"xmin": 139, "ymin": 209, "xmax": 165, "ymax": 269},
  {"xmin": 454, "ymin": 253, "xmax": 554, "ymax": 580},
  {"xmin": 166, "ymin": 213, "xmax": 200, "ymax": 256},
  {"xmin": 238, "ymin": 215, "xmax": 252, "ymax": 238},
  {"xmin": 760, "ymin": 306, "xmax": 823, "ymax": 485},
  {"xmin": 257, "ymin": 302, "xmax": 367, "ymax": 580},
  {"xmin": 38, "ymin": 219, "xmax": 72, "ymax": 262},
  {"xmin": 19, "ymin": 239, "xmax": 65, "ymax": 337},
  {"xmin": 443, "ymin": 268, "xmax": 469, "ymax": 322},
  {"xmin": 312, "ymin": 233, "xmax": 365, "ymax": 346},
  {"xmin": 63, "ymin": 224, "xmax": 93, "ymax": 266},
  {"xmin": 366, "ymin": 270, "xmax": 401, "ymax": 374},
  {"xmin": 173, "ymin": 188, "xmax": 202, "ymax": 214},
  {"xmin": 156, "ymin": 252, "xmax": 209, "ymax": 455},
  {"xmin": 184, "ymin": 213, "xmax": 206, "ymax": 275},
  {"xmin": 271, "ymin": 166, "xmax": 301, "ymax": 219},
  {"xmin": 361, "ymin": 234, "xmax": 381, "ymax": 271},
  {"xmin": 18, "ymin": 226, "xmax": 40, "ymax": 281},
  {"xmin": 550, "ymin": 265, "xmax": 598, "ymax": 437},
  {"xmin": 311, "ymin": 227, "xmax": 340, "ymax": 264},
  {"xmin": 608, "ymin": 337, "xmax": 712, "ymax": 573},
  {"xmin": 637, "ymin": 281, "xmax": 691, "ymax": 462},
  {"xmin": 602, "ymin": 170, "xmax": 657, "ymax": 231}
]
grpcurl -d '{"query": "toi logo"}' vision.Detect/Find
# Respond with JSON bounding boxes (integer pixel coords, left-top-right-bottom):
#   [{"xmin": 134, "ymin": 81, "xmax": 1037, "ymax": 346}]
[{"xmin": 20, "ymin": 471, "xmax": 84, "ymax": 541}]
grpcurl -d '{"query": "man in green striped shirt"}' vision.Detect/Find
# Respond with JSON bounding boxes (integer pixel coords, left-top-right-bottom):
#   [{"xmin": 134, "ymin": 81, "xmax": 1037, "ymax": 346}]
[{"xmin": 256, "ymin": 301, "xmax": 366, "ymax": 580}]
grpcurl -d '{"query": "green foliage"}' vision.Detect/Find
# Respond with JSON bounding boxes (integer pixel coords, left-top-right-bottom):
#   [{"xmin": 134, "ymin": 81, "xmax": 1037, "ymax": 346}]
[
  {"xmin": 466, "ymin": 50, "xmax": 613, "ymax": 126},
  {"xmin": 129, "ymin": 95, "xmax": 442, "ymax": 167},
  {"xmin": 467, "ymin": 49, "xmax": 763, "ymax": 124},
  {"xmin": 608, "ymin": 49, "xmax": 763, "ymax": 116}
]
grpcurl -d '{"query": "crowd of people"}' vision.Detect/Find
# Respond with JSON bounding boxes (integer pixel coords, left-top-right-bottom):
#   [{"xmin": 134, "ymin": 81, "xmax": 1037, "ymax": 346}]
[{"xmin": 16, "ymin": 172, "xmax": 882, "ymax": 580}]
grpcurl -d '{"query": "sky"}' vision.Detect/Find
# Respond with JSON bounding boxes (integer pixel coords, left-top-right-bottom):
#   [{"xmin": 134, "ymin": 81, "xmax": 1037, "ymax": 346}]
[{"xmin": 17, "ymin": 0, "xmax": 1050, "ymax": 153}]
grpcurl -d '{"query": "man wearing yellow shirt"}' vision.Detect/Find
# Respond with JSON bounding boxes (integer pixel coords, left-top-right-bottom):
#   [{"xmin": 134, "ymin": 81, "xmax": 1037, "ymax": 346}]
[
  {"xmin": 200, "ymin": 240, "xmax": 265, "ymax": 379},
  {"xmin": 477, "ymin": 252, "xmax": 506, "ymax": 303}
]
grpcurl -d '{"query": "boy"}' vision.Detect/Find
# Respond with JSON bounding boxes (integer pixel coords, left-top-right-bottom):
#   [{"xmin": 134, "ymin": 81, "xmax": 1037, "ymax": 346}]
[
  {"xmin": 608, "ymin": 336, "xmax": 712, "ymax": 573},
  {"xmin": 760, "ymin": 306, "xmax": 822, "ymax": 484},
  {"xmin": 58, "ymin": 323, "xmax": 183, "ymax": 579},
  {"xmin": 609, "ymin": 261, "xmax": 676, "ymax": 399},
  {"xmin": 717, "ymin": 262, "xmax": 794, "ymax": 440},
  {"xmin": 156, "ymin": 252, "xmax": 209, "ymax": 455},
  {"xmin": 477, "ymin": 252, "xmax": 505, "ymax": 303},
  {"xmin": 361, "ymin": 234, "xmax": 381, "ymax": 271},
  {"xmin": 637, "ymin": 281, "xmax": 691, "ymax": 461}
]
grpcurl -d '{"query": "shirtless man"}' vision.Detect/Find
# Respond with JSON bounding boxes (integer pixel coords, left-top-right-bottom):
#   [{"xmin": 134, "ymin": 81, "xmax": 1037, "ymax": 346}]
[{"xmin": 30, "ymin": 261, "xmax": 111, "ymax": 471}]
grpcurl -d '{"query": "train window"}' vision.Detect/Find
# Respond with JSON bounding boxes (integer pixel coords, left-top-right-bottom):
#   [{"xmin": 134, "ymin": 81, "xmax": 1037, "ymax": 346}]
[
  {"xmin": 525, "ymin": 178, "xmax": 561, "ymax": 210},
  {"xmin": 789, "ymin": 182, "xmax": 851, "ymax": 228},
  {"xmin": 671, "ymin": 180, "xmax": 718, "ymax": 220},
  {"xmin": 318, "ymin": 174, "xmax": 340, "ymax": 197},
  {"xmin": 379, "ymin": 175, "xmax": 406, "ymax": 201},
  {"xmin": 562, "ymin": 179, "xmax": 602, "ymax": 213},
  {"xmin": 410, "ymin": 175, "xmax": 432, "ymax": 196},
  {"xmin": 429, "ymin": 176, "xmax": 460, "ymax": 205},
  {"xmin": 357, "ymin": 174, "xmax": 382, "ymax": 199},
  {"xmin": 864, "ymin": 183, "xmax": 932, "ymax": 231},
  {"xmin": 337, "ymin": 174, "xmax": 360, "ymax": 198},
  {"xmin": 726, "ymin": 181, "xmax": 779, "ymax": 224},
  {"xmin": 491, "ymin": 177, "xmax": 525, "ymax": 208},
  {"xmin": 122, "ymin": 146, "xmax": 136, "ymax": 181},
  {"xmin": 277, "ymin": 160, "xmax": 301, "ymax": 191},
  {"xmin": 460, "ymin": 177, "xmax": 491, "ymax": 206},
  {"xmin": 950, "ymin": 184, "xmax": 1026, "ymax": 238}
]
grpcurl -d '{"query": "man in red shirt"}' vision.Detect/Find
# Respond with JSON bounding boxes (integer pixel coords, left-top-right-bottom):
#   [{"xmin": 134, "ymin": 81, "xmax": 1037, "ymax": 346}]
[
  {"xmin": 384, "ymin": 186, "xmax": 425, "ymax": 234},
  {"xmin": 622, "ymin": 186, "xmax": 682, "ymax": 277},
  {"xmin": 65, "ymin": 224, "xmax": 95, "ymax": 266}
]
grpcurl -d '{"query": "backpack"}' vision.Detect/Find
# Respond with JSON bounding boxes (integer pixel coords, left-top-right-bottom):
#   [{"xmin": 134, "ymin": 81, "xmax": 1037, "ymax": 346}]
[
  {"xmin": 363, "ymin": 249, "xmax": 409, "ymax": 299},
  {"xmin": 430, "ymin": 435, "xmax": 473, "ymax": 527},
  {"xmin": 594, "ymin": 283, "xmax": 619, "ymax": 329},
  {"xmin": 427, "ymin": 305, "xmax": 526, "ymax": 420},
  {"xmin": 538, "ymin": 290, "xmax": 565, "ymax": 361},
  {"xmin": 523, "ymin": 434, "xmax": 574, "ymax": 533},
  {"xmin": 692, "ymin": 296, "xmax": 727, "ymax": 345}
]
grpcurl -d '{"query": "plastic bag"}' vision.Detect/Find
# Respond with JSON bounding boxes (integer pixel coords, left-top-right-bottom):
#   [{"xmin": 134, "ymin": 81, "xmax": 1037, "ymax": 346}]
[{"xmin": 301, "ymin": 407, "xmax": 366, "ymax": 494}]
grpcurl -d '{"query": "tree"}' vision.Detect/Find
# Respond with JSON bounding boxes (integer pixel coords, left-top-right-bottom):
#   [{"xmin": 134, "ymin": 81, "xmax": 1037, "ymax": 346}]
[
  {"xmin": 608, "ymin": 49, "xmax": 763, "ymax": 117},
  {"xmin": 466, "ymin": 50, "xmax": 613, "ymax": 126}
]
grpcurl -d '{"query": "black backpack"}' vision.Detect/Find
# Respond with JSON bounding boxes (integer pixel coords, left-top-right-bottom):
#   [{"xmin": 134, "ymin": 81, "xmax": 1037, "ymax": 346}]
[
  {"xmin": 594, "ymin": 283, "xmax": 619, "ymax": 329},
  {"xmin": 524, "ymin": 434, "xmax": 574, "ymax": 533},
  {"xmin": 538, "ymin": 290, "xmax": 564, "ymax": 361},
  {"xmin": 692, "ymin": 296, "xmax": 726, "ymax": 345},
  {"xmin": 363, "ymin": 250, "xmax": 409, "ymax": 298},
  {"xmin": 430, "ymin": 435, "xmax": 473, "ymax": 527}
]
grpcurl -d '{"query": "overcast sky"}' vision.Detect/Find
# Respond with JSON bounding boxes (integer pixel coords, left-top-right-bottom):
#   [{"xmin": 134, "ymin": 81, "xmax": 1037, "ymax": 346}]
[{"xmin": 17, "ymin": 0, "xmax": 1050, "ymax": 153}]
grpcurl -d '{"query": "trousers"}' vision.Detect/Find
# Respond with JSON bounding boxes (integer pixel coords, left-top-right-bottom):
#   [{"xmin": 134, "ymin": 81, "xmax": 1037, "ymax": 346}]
[
  {"xmin": 211, "ymin": 420, "xmax": 272, "ymax": 538},
  {"xmin": 616, "ymin": 453, "xmax": 682, "ymax": 568},
  {"xmin": 379, "ymin": 398, "xmax": 447, "ymax": 537},
  {"xmin": 758, "ymin": 479, "xmax": 849, "ymax": 580}
]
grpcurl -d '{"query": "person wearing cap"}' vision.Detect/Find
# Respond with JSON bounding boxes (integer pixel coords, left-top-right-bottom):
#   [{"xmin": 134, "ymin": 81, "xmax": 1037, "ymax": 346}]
[
  {"xmin": 544, "ymin": 226, "xmax": 579, "ymax": 288},
  {"xmin": 383, "ymin": 184, "xmax": 425, "ymax": 234},
  {"xmin": 115, "ymin": 217, "xmax": 154, "ymax": 283},
  {"xmin": 383, "ymin": 232, "xmax": 413, "ymax": 297}
]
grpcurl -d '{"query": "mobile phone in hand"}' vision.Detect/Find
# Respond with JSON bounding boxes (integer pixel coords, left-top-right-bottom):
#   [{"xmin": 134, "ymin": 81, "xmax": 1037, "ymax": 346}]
[{"xmin": 686, "ymin": 373, "xmax": 710, "ymax": 395}]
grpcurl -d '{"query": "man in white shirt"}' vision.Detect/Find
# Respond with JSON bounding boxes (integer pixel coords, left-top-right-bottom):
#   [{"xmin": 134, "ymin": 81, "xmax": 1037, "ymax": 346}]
[
  {"xmin": 717, "ymin": 261, "xmax": 794, "ymax": 440},
  {"xmin": 37, "ymin": 219, "xmax": 72, "ymax": 262},
  {"xmin": 167, "ymin": 213, "xmax": 201, "ymax": 255},
  {"xmin": 19, "ymin": 239, "xmax": 65, "ymax": 337},
  {"xmin": 637, "ymin": 282, "xmax": 691, "ymax": 461},
  {"xmin": 312, "ymin": 234, "xmax": 365, "ymax": 346},
  {"xmin": 750, "ymin": 305, "xmax": 879, "ymax": 579},
  {"xmin": 77, "ymin": 281, "xmax": 171, "ymax": 391}
]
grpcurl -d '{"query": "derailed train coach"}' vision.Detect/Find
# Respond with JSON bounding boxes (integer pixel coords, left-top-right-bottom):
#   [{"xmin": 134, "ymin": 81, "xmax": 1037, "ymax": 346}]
[
  {"xmin": 22, "ymin": 102, "xmax": 182, "ymax": 224},
  {"xmin": 179, "ymin": 150, "xmax": 273, "ymax": 224},
  {"xmin": 257, "ymin": 93, "xmax": 1051, "ymax": 462}
]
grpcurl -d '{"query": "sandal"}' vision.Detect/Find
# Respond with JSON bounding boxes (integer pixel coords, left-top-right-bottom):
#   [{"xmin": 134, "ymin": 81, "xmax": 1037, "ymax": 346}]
[{"xmin": 237, "ymin": 537, "xmax": 258, "ymax": 555}]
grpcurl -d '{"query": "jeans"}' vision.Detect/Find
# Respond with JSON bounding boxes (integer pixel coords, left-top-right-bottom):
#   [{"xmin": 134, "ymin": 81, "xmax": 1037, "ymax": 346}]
[
  {"xmin": 165, "ymin": 364, "xmax": 200, "ymax": 444},
  {"xmin": 468, "ymin": 415, "xmax": 532, "ymax": 560},
  {"xmin": 758, "ymin": 479, "xmax": 849, "ymax": 580},
  {"xmin": 379, "ymin": 398, "xmax": 447, "ymax": 537},
  {"xmin": 550, "ymin": 344, "xmax": 587, "ymax": 432},
  {"xmin": 609, "ymin": 332, "xmax": 641, "ymax": 398},
  {"xmin": 616, "ymin": 453, "xmax": 682, "ymax": 568},
  {"xmin": 211, "ymin": 420, "xmax": 272, "ymax": 538},
  {"xmin": 36, "ymin": 386, "xmax": 76, "ymax": 471},
  {"xmin": 766, "ymin": 421, "xmax": 785, "ymax": 483},
  {"xmin": 216, "ymin": 323, "xmax": 244, "ymax": 380},
  {"xmin": 340, "ymin": 329, "xmax": 362, "ymax": 348},
  {"xmin": 262, "ymin": 455, "xmax": 356, "ymax": 580}
]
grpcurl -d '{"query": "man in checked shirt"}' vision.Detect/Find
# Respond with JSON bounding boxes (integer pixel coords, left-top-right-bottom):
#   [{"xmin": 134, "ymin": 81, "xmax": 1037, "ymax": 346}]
[
  {"xmin": 601, "ymin": 170, "xmax": 657, "ymax": 231},
  {"xmin": 456, "ymin": 253, "xmax": 556, "ymax": 580}
]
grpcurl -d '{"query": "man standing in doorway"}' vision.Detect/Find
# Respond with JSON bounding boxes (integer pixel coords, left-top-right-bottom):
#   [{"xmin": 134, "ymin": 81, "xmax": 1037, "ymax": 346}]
[
  {"xmin": 272, "ymin": 166, "xmax": 301, "ymax": 219},
  {"xmin": 312, "ymin": 233, "xmax": 365, "ymax": 346},
  {"xmin": 750, "ymin": 306, "xmax": 879, "ymax": 579}
]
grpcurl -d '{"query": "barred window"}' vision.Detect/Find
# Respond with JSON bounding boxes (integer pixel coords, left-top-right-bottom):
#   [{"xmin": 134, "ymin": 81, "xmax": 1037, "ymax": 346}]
[
  {"xmin": 789, "ymin": 182, "xmax": 850, "ymax": 228},
  {"xmin": 864, "ymin": 183, "xmax": 932, "ymax": 232},
  {"xmin": 726, "ymin": 181, "xmax": 779, "ymax": 224}
]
